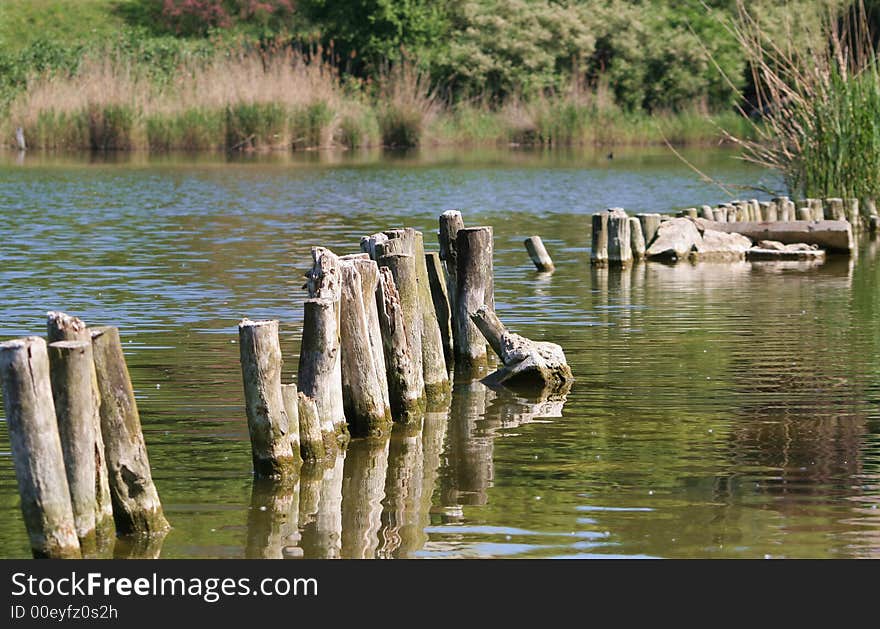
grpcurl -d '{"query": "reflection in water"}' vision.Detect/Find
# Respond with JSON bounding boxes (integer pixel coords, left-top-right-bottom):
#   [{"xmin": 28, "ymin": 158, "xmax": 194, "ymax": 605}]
[
  {"xmin": 300, "ymin": 454, "xmax": 345, "ymax": 559},
  {"xmin": 112, "ymin": 530, "xmax": 169, "ymax": 559},
  {"xmin": 341, "ymin": 436, "xmax": 390, "ymax": 559},
  {"xmin": 245, "ymin": 477, "xmax": 300, "ymax": 559},
  {"xmin": 3, "ymin": 152, "xmax": 880, "ymax": 558},
  {"xmin": 237, "ymin": 383, "xmax": 570, "ymax": 558},
  {"xmin": 379, "ymin": 422, "xmax": 425, "ymax": 558}
]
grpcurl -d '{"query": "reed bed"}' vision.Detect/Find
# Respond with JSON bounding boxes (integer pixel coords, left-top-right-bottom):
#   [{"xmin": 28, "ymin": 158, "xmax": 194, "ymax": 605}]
[
  {"xmin": 5, "ymin": 49, "xmax": 746, "ymax": 152},
  {"xmin": 727, "ymin": 0, "xmax": 880, "ymax": 199}
]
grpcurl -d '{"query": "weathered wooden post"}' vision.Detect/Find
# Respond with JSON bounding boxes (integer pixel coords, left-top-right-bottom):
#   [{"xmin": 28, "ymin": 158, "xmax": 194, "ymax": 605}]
[
  {"xmin": 750, "ymin": 199, "xmax": 761, "ymax": 221},
  {"xmin": 591, "ymin": 211, "xmax": 610, "ymax": 264},
  {"xmin": 637, "ymin": 213, "xmax": 662, "ymax": 245},
  {"xmin": 295, "ymin": 391, "xmax": 326, "ymax": 463},
  {"xmin": 338, "ymin": 260, "xmax": 392, "ymax": 437},
  {"xmin": 591, "ymin": 208, "xmax": 631, "ymax": 266},
  {"xmin": 425, "ymin": 251, "xmax": 453, "ymax": 366},
  {"xmin": 700, "ymin": 205, "xmax": 713, "ymax": 220},
  {"xmin": 279, "ymin": 383, "xmax": 304, "ymax": 467},
  {"xmin": 438, "ymin": 210, "xmax": 465, "ymax": 306},
  {"xmin": 524, "ymin": 236, "xmax": 555, "ymax": 272},
  {"xmin": 91, "ymin": 326, "xmax": 169, "ymax": 536},
  {"xmin": 47, "ymin": 340, "xmax": 100, "ymax": 553},
  {"xmin": 845, "ymin": 198, "xmax": 860, "ymax": 230},
  {"xmin": 797, "ymin": 207, "xmax": 811, "ymax": 221},
  {"xmin": 607, "ymin": 208, "xmax": 632, "ymax": 266},
  {"xmin": 0, "ymin": 337, "xmax": 80, "ymax": 558},
  {"xmin": 239, "ymin": 319, "xmax": 299, "ymax": 479},
  {"xmin": 46, "ymin": 311, "xmax": 114, "ymax": 542},
  {"xmin": 383, "ymin": 229, "xmax": 449, "ymax": 401},
  {"xmin": 378, "ymin": 252, "xmax": 425, "ymax": 396},
  {"xmin": 340, "ymin": 254, "xmax": 390, "ymax": 414},
  {"xmin": 376, "ymin": 266, "xmax": 426, "ymax": 422},
  {"xmin": 808, "ymin": 198, "xmax": 825, "ymax": 222},
  {"xmin": 629, "ymin": 217, "xmax": 646, "ymax": 261},
  {"xmin": 826, "ymin": 198, "xmax": 845, "ymax": 221},
  {"xmin": 713, "ymin": 207, "xmax": 727, "ymax": 223},
  {"xmin": 453, "ymin": 226, "xmax": 495, "ymax": 374},
  {"xmin": 301, "ymin": 246, "xmax": 347, "ymax": 446}
]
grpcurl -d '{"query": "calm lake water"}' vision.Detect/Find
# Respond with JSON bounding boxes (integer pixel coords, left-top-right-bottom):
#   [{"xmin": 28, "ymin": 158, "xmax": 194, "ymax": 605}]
[{"xmin": 1, "ymin": 146, "xmax": 878, "ymax": 559}]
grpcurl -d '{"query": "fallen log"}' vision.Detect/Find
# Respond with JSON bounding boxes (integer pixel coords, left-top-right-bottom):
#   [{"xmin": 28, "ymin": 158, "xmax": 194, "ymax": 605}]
[
  {"xmin": 469, "ymin": 306, "xmax": 573, "ymax": 394},
  {"xmin": 692, "ymin": 219, "xmax": 852, "ymax": 253}
]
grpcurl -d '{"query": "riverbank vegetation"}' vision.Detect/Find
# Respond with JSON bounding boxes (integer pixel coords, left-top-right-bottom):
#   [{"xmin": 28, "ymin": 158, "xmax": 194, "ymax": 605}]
[
  {"xmin": 729, "ymin": 1, "xmax": 880, "ymax": 199},
  {"xmin": 0, "ymin": 1, "xmax": 875, "ymax": 159}
]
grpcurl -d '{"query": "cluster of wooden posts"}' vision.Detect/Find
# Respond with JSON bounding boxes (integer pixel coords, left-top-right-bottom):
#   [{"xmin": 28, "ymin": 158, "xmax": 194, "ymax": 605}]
[
  {"xmin": 0, "ymin": 312, "xmax": 168, "ymax": 559},
  {"xmin": 239, "ymin": 211, "xmax": 574, "ymax": 481},
  {"xmin": 591, "ymin": 194, "xmax": 878, "ymax": 266},
  {"xmin": 673, "ymin": 196, "xmax": 878, "ymax": 231}
]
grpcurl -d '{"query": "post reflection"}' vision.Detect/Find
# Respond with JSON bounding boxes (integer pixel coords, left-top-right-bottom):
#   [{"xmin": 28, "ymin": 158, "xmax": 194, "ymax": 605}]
[
  {"xmin": 240, "ymin": 379, "xmax": 568, "ymax": 559},
  {"xmin": 341, "ymin": 436, "xmax": 389, "ymax": 559},
  {"xmin": 245, "ymin": 477, "xmax": 300, "ymax": 559}
]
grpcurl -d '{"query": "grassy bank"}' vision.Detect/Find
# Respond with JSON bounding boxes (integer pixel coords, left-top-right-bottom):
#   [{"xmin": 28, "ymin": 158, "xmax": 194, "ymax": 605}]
[{"xmin": 3, "ymin": 49, "xmax": 753, "ymax": 152}]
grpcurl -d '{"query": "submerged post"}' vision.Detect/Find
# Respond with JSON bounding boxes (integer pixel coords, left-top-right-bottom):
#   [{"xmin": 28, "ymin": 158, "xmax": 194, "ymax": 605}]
[
  {"xmin": 453, "ymin": 226, "xmax": 495, "ymax": 374},
  {"xmin": 376, "ymin": 266, "xmax": 426, "ymax": 422},
  {"xmin": 378, "ymin": 253, "xmax": 425, "ymax": 398},
  {"xmin": 524, "ymin": 236, "xmax": 555, "ymax": 272},
  {"xmin": 0, "ymin": 337, "xmax": 80, "ymax": 558},
  {"xmin": 91, "ymin": 326, "xmax": 169, "ymax": 536},
  {"xmin": 48, "ymin": 340, "xmax": 100, "ymax": 553}
]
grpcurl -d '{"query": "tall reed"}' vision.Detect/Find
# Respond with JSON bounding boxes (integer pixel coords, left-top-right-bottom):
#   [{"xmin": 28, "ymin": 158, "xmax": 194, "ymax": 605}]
[{"xmin": 726, "ymin": 0, "xmax": 880, "ymax": 199}]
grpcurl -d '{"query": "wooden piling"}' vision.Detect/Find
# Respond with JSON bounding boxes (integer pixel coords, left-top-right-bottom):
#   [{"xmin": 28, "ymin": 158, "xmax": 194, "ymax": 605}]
[
  {"xmin": 239, "ymin": 319, "xmax": 299, "ymax": 479},
  {"xmin": 607, "ymin": 209, "xmax": 632, "ymax": 266},
  {"xmin": 48, "ymin": 340, "xmax": 99, "ymax": 553},
  {"xmin": 378, "ymin": 253, "xmax": 424, "ymax": 396},
  {"xmin": 383, "ymin": 229, "xmax": 449, "ymax": 401},
  {"xmin": 438, "ymin": 210, "xmax": 465, "ymax": 306},
  {"xmin": 340, "ymin": 254, "xmax": 390, "ymax": 414},
  {"xmin": 376, "ymin": 266, "xmax": 426, "ymax": 422},
  {"xmin": 796, "ymin": 207, "xmax": 811, "ymax": 221},
  {"xmin": 700, "ymin": 205, "xmax": 713, "ymax": 220},
  {"xmin": 303, "ymin": 247, "xmax": 347, "ymax": 441},
  {"xmin": 590, "ymin": 212, "xmax": 610, "ymax": 264},
  {"xmin": 637, "ymin": 213, "xmax": 662, "ymax": 245},
  {"xmin": 808, "ymin": 198, "xmax": 825, "ymax": 222},
  {"xmin": 339, "ymin": 260, "xmax": 392, "ymax": 437},
  {"xmin": 845, "ymin": 198, "xmax": 860, "ymax": 230},
  {"xmin": 524, "ymin": 236, "xmax": 555, "ymax": 272},
  {"xmin": 45, "ymin": 312, "xmax": 114, "ymax": 542},
  {"xmin": 295, "ymin": 392, "xmax": 326, "ymax": 463},
  {"xmin": 629, "ymin": 217, "xmax": 646, "ymax": 260},
  {"xmin": 0, "ymin": 337, "xmax": 80, "ymax": 558},
  {"xmin": 826, "ymin": 198, "xmax": 845, "ymax": 221},
  {"xmin": 425, "ymin": 251, "xmax": 453, "ymax": 366},
  {"xmin": 90, "ymin": 326, "xmax": 169, "ymax": 536},
  {"xmin": 279, "ymin": 383, "xmax": 304, "ymax": 468},
  {"xmin": 712, "ymin": 207, "xmax": 727, "ymax": 223},
  {"xmin": 453, "ymin": 226, "xmax": 494, "ymax": 374}
]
